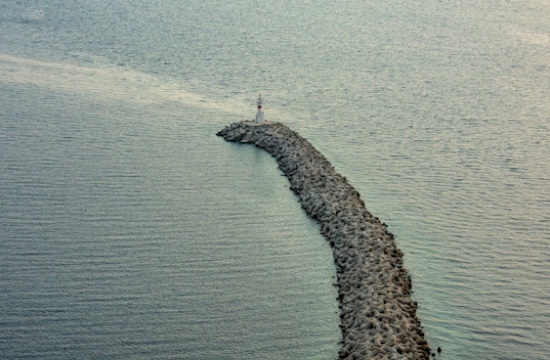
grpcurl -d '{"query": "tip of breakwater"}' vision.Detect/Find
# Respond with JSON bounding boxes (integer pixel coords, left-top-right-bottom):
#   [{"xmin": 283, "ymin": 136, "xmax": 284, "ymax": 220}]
[{"xmin": 218, "ymin": 121, "xmax": 430, "ymax": 359}]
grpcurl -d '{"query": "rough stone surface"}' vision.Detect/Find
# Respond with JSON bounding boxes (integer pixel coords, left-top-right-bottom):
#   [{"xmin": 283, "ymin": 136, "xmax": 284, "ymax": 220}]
[{"xmin": 217, "ymin": 121, "xmax": 430, "ymax": 360}]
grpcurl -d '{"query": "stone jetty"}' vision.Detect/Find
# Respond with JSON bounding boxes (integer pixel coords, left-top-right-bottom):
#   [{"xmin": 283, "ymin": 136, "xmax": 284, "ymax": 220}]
[{"xmin": 217, "ymin": 121, "xmax": 430, "ymax": 360}]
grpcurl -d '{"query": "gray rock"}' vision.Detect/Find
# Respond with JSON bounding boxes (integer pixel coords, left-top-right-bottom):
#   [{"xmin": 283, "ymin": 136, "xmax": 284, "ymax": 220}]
[{"xmin": 217, "ymin": 121, "xmax": 430, "ymax": 360}]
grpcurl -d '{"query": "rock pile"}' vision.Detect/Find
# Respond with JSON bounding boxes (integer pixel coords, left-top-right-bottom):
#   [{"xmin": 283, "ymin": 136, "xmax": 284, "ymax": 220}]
[{"xmin": 217, "ymin": 121, "xmax": 430, "ymax": 359}]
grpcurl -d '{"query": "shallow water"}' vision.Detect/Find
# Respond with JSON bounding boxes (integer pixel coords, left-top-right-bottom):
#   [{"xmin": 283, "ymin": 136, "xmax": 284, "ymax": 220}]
[{"xmin": 1, "ymin": 1, "xmax": 549, "ymax": 359}]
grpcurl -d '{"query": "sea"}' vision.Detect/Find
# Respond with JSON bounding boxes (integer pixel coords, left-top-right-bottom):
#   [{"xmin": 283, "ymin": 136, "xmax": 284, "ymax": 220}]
[{"xmin": 1, "ymin": 1, "xmax": 549, "ymax": 359}]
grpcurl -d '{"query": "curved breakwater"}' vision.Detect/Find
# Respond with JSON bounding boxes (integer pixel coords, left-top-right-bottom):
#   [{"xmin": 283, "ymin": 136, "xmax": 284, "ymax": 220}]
[{"xmin": 217, "ymin": 121, "xmax": 430, "ymax": 359}]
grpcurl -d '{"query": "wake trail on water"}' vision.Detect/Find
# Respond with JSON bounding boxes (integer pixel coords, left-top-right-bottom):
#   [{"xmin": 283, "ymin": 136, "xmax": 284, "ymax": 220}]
[{"xmin": 0, "ymin": 54, "xmax": 282, "ymax": 118}]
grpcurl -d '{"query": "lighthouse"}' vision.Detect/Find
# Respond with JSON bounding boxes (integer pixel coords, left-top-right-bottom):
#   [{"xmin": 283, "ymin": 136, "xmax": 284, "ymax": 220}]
[{"xmin": 255, "ymin": 94, "xmax": 265, "ymax": 123}]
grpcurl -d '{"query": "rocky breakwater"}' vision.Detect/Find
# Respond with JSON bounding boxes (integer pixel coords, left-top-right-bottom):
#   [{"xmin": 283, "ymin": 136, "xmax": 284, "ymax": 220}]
[{"xmin": 217, "ymin": 121, "xmax": 430, "ymax": 360}]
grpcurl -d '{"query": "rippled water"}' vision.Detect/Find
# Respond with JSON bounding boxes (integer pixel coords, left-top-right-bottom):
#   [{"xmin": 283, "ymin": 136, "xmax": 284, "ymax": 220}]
[{"xmin": 1, "ymin": 1, "xmax": 549, "ymax": 359}]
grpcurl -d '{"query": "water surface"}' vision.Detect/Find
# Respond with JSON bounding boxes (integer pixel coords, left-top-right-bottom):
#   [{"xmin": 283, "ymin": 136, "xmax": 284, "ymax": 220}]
[{"xmin": 1, "ymin": 1, "xmax": 549, "ymax": 359}]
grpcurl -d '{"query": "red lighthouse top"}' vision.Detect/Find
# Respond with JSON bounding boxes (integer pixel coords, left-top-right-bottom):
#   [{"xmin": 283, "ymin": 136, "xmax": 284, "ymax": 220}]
[{"xmin": 257, "ymin": 94, "xmax": 262, "ymax": 109}]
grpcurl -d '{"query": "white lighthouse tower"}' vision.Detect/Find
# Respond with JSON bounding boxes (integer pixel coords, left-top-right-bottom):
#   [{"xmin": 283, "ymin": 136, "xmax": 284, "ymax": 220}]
[{"xmin": 255, "ymin": 94, "xmax": 265, "ymax": 123}]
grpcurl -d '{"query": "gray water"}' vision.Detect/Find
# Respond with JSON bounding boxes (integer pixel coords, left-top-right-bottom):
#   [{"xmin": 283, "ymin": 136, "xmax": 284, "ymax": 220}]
[{"xmin": 1, "ymin": 1, "xmax": 549, "ymax": 359}]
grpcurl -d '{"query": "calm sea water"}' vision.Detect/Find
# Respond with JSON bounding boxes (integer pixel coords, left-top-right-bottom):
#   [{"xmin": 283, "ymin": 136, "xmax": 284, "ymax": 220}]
[{"xmin": 1, "ymin": 1, "xmax": 549, "ymax": 359}]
